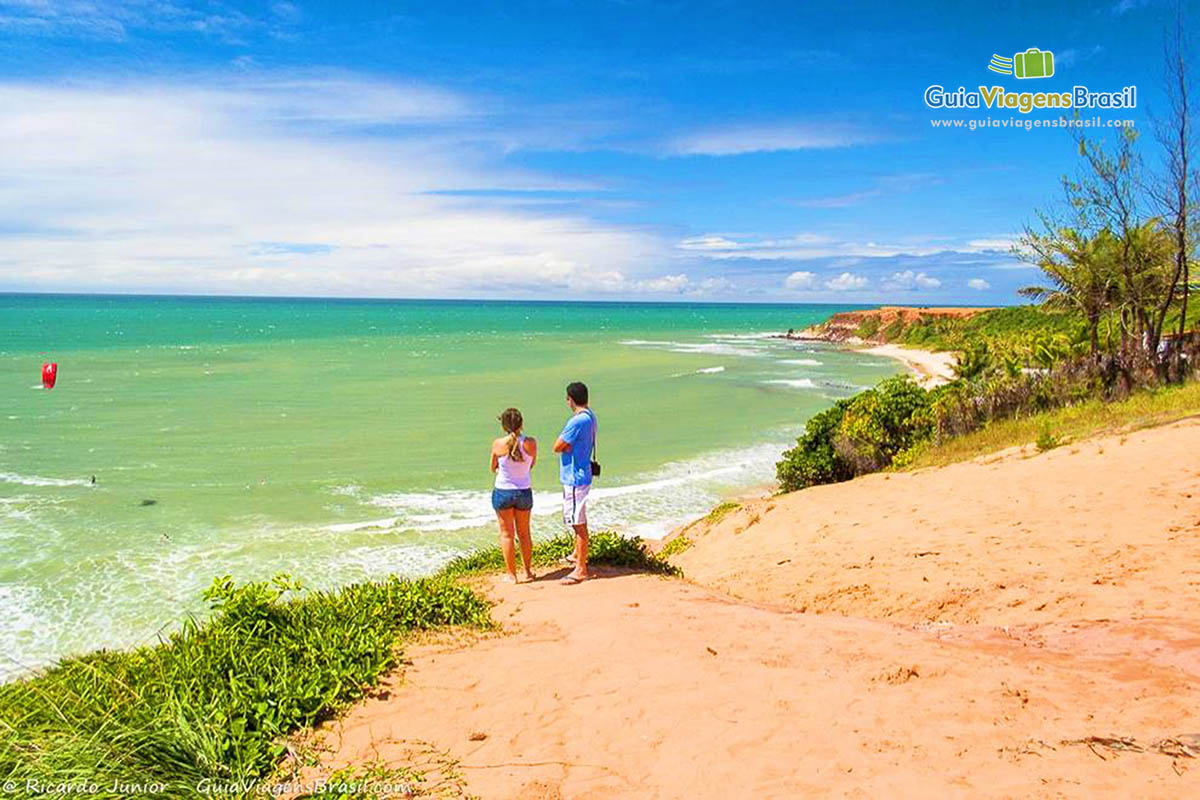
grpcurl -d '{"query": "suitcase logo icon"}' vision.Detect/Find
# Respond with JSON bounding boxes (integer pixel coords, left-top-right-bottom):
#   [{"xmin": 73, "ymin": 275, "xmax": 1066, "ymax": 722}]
[{"xmin": 988, "ymin": 48, "xmax": 1055, "ymax": 79}]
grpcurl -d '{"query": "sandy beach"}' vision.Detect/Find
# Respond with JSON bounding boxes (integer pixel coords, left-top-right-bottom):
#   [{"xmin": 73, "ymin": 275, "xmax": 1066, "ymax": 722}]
[
  {"xmin": 290, "ymin": 418, "xmax": 1200, "ymax": 798},
  {"xmin": 862, "ymin": 343, "xmax": 957, "ymax": 387}
]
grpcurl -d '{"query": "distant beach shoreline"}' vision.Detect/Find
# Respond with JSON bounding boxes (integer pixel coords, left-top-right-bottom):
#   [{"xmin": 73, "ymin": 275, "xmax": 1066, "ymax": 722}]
[{"xmin": 859, "ymin": 343, "xmax": 956, "ymax": 387}]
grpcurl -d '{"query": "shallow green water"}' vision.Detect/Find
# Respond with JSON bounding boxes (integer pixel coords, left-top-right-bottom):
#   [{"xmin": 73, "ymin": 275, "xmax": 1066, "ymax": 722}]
[{"xmin": 0, "ymin": 294, "xmax": 899, "ymax": 677}]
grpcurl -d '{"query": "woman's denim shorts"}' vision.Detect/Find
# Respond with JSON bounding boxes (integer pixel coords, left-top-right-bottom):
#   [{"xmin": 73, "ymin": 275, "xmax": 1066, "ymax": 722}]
[{"xmin": 492, "ymin": 487, "xmax": 534, "ymax": 512}]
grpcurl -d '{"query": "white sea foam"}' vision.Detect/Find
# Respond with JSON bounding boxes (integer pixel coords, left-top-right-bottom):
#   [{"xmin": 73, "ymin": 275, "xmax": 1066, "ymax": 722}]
[
  {"xmin": 763, "ymin": 378, "xmax": 817, "ymax": 389},
  {"xmin": 0, "ymin": 471, "xmax": 92, "ymax": 488},
  {"xmin": 619, "ymin": 339, "xmax": 764, "ymax": 358},
  {"xmin": 702, "ymin": 331, "xmax": 777, "ymax": 340},
  {"xmin": 329, "ymin": 437, "xmax": 793, "ymax": 540},
  {"xmin": 0, "ymin": 585, "xmax": 53, "ymax": 682},
  {"xmin": 780, "ymin": 358, "xmax": 822, "ymax": 366},
  {"xmin": 2, "ymin": 435, "xmax": 802, "ymax": 677},
  {"xmin": 327, "ymin": 516, "xmax": 400, "ymax": 533},
  {"xmin": 695, "ymin": 366, "xmax": 725, "ymax": 374}
]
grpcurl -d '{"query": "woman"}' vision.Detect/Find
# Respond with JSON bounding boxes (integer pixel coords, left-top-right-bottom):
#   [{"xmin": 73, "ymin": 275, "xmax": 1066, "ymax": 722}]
[{"xmin": 491, "ymin": 407, "xmax": 537, "ymax": 583}]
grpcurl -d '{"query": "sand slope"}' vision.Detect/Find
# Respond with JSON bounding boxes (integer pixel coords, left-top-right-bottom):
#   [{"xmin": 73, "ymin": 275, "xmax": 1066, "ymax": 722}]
[
  {"xmin": 670, "ymin": 418, "xmax": 1200, "ymax": 627},
  {"xmin": 294, "ymin": 421, "xmax": 1200, "ymax": 798}
]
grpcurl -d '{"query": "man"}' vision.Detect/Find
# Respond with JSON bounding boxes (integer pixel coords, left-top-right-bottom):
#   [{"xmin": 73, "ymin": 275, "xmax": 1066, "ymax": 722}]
[{"xmin": 552, "ymin": 381, "xmax": 596, "ymax": 584}]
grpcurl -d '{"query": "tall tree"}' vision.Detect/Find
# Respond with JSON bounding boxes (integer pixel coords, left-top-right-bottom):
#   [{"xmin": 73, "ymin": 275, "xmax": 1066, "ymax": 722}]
[
  {"xmin": 1019, "ymin": 226, "xmax": 1118, "ymax": 357},
  {"xmin": 1150, "ymin": 5, "xmax": 1196, "ymax": 376}
]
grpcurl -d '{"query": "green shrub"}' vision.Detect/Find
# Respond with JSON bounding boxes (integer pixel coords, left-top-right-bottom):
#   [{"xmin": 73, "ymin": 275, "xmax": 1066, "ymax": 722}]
[
  {"xmin": 777, "ymin": 376, "xmax": 932, "ymax": 492},
  {"xmin": 776, "ymin": 399, "xmax": 855, "ymax": 492},
  {"xmin": 1035, "ymin": 427, "xmax": 1062, "ymax": 451},
  {"xmin": 833, "ymin": 376, "xmax": 934, "ymax": 474}
]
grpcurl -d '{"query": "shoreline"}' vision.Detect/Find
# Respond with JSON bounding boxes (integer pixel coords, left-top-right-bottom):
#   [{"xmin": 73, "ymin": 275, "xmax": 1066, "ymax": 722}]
[{"xmin": 860, "ymin": 342, "xmax": 957, "ymax": 387}]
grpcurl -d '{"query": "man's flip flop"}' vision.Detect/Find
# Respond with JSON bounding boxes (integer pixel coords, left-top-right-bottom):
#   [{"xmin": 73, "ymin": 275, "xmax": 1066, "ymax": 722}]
[
  {"xmin": 559, "ymin": 555, "xmax": 577, "ymax": 566},
  {"xmin": 560, "ymin": 575, "xmax": 586, "ymax": 585}
]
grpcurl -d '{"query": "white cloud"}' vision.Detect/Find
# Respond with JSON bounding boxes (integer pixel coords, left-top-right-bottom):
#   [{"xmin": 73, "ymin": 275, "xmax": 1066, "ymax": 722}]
[
  {"xmin": 882, "ymin": 270, "xmax": 941, "ymax": 290},
  {"xmin": 669, "ymin": 123, "xmax": 879, "ymax": 156},
  {"xmin": 695, "ymin": 276, "xmax": 734, "ymax": 293},
  {"xmin": 678, "ymin": 232, "xmax": 952, "ymax": 261},
  {"xmin": 783, "ymin": 271, "xmax": 818, "ymax": 290},
  {"xmin": 825, "ymin": 272, "xmax": 868, "ymax": 291},
  {"xmin": 968, "ymin": 278, "xmax": 992, "ymax": 290},
  {"xmin": 0, "ymin": 0, "xmax": 282, "ymax": 42},
  {"xmin": 966, "ymin": 236, "xmax": 1019, "ymax": 252},
  {"xmin": 637, "ymin": 273, "xmax": 690, "ymax": 293},
  {"xmin": 677, "ymin": 234, "xmax": 742, "ymax": 251},
  {"xmin": 0, "ymin": 77, "xmax": 669, "ymax": 297}
]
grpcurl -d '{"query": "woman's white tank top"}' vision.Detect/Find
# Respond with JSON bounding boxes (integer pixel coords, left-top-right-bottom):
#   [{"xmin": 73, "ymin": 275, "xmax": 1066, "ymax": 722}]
[{"xmin": 495, "ymin": 436, "xmax": 533, "ymax": 490}]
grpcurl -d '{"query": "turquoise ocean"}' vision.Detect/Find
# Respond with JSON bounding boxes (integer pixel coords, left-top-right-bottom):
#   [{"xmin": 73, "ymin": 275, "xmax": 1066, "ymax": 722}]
[{"xmin": 0, "ymin": 294, "xmax": 900, "ymax": 679}]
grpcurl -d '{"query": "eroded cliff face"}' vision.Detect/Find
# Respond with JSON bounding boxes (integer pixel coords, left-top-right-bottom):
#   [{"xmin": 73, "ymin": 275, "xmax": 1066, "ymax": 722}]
[{"xmin": 791, "ymin": 306, "xmax": 993, "ymax": 343}]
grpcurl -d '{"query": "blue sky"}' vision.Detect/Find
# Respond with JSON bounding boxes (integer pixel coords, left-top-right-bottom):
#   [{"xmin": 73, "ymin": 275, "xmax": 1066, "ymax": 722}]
[{"xmin": 0, "ymin": 0, "xmax": 1187, "ymax": 302}]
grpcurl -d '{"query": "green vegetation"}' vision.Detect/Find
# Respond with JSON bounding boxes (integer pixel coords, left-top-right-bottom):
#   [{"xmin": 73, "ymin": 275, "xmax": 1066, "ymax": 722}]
[
  {"xmin": 898, "ymin": 306, "xmax": 1083, "ymax": 352},
  {"xmin": 0, "ymin": 574, "xmax": 490, "ymax": 798},
  {"xmin": 0, "ymin": 531, "xmax": 675, "ymax": 798},
  {"xmin": 852, "ymin": 315, "xmax": 881, "ymax": 340},
  {"xmin": 900, "ymin": 381, "xmax": 1200, "ymax": 470},
  {"xmin": 441, "ymin": 530, "xmax": 678, "ymax": 577},
  {"xmin": 1035, "ymin": 427, "xmax": 1063, "ymax": 452},
  {"xmin": 777, "ymin": 376, "xmax": 932, "ymax": 492},
  {"xmin": 658, "ymin": 534, "xmax": 693, "ymax": 557},
  {"xmin": 780, "ymin": 66, "xmax": 1198, "ymax": 493},
  {"xmin": 703, "ymin": 501, "xmax": 741, "ymax": 524}
]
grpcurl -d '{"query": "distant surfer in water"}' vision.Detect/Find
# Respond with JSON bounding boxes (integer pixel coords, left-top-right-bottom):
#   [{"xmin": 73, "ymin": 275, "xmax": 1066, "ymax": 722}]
[{"xmin": 490, "ymin": 407, "xmax": 537, "ymax": 583}]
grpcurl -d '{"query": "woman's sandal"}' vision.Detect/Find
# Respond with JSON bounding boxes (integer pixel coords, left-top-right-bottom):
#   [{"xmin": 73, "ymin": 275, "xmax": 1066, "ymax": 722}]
[{"xmin": 559, "ymin": 574, "xmax": 586, "ymax": 585}]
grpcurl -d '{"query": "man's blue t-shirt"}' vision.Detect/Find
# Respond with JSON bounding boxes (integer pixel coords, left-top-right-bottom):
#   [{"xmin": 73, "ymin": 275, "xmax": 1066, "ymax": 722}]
[{"xmin": 559, "ymin": 409, "xmax": 596, "ymax": 486}]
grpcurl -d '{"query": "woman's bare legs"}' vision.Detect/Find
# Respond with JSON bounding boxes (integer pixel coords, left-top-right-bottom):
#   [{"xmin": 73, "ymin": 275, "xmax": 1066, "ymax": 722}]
[
  {"xmin": 514, "ymin": 508, "xmax": 535, "ymax": 581},
  {"xmin": 496, "ymin": 508, "xmax": 518, "ymax": 582}
]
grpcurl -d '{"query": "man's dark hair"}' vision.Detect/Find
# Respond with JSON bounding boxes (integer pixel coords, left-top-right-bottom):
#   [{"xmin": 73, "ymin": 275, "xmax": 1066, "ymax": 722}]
[{"xmin": 566, "ymin": 381, "xmax": 589, "ymax": 405}]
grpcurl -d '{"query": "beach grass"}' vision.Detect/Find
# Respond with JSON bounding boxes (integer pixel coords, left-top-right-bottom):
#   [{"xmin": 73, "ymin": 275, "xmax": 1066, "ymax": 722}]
[
  {"xmin": 0, "ymin": 531, "xmax": 673, "ymax": 798},
  {"xmin": 0, "ymin": 574, "xmax": 491, "ymax": 798},
  {"xmin": 441, "ymin": 530, "xmax": 679, "ymax": 577},
  {"xmin": 899, "ymin": 380, "xmax": 1200, "ymax": 470}
]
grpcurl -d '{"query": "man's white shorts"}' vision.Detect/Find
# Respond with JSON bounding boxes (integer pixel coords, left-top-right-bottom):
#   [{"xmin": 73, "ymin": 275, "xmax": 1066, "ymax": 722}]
[{"xmin": 562, "ymin": 483, "xmax": 590, "ymax": 527}]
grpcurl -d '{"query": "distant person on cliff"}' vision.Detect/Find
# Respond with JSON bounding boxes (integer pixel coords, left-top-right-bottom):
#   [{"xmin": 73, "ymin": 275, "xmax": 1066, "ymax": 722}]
[
  {"xmin": 553, "ymin": 381, "xmax": 597, "ymax": 585},
  {"xmin": 491, "ymin": 407, "xmax": 537, "ymax": 583}
]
